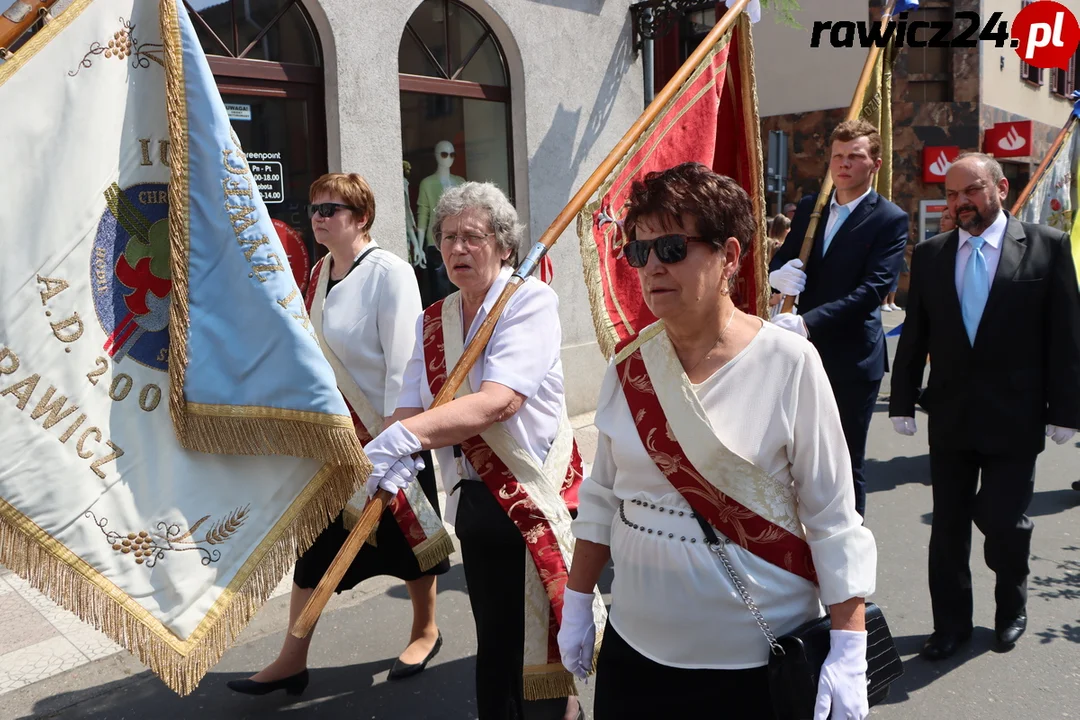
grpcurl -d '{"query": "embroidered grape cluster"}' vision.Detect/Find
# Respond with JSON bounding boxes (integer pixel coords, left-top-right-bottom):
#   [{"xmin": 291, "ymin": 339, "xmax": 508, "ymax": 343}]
[
  {"xmin": 104, "ymin": 29, "xmax": 132, "ymax": 60},
  {"xmin": 112, "ymin": 531, "xmax": 154, "ymax": 564}
]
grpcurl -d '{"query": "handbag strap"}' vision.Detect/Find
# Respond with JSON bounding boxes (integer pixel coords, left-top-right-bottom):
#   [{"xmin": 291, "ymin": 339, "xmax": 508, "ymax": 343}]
[{"xmin": 693, "ymin": 513, "xmax": 786, "ymax": 656}]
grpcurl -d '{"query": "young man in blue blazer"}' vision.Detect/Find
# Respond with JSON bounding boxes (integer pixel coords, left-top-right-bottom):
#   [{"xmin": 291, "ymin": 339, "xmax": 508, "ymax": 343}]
[{"xmin": 769, "ymin": 119, "xmax": 910, "ymax": 518}]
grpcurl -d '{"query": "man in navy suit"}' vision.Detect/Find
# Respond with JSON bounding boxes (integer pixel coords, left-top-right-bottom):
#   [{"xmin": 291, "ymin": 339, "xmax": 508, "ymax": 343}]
[{"xmin": 769, "ymin": 119, "xmax": 909, "ymax": 517}]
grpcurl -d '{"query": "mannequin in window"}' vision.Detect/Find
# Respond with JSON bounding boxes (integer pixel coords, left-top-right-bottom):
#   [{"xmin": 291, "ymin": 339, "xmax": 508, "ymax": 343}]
[
  {"xmin": 404, "ymin": 160, "xmax": 425, "ymax": 268},
  {"xmin": 416, "ymin": 141, "xmax": 464, "ymax": 303}
]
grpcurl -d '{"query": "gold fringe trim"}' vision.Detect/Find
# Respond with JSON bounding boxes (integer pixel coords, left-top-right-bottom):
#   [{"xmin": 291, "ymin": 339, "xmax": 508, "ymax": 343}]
[
  {"xmin": 736, "ymin": 16, "xmax": 772, "ymax": 321},
  {"xmin": 523, "ymin": 663, "xmax": 578, "ymax": 701},
  {"xmin": 175, "ymin": 413, "xmax": 369, "ymax": 468},
  {"xmin": 0, "ymin": 460, "xmax": 361, "ymax": 696},
  {"xmin": 412, "ymin": 530, "xmax": 455, "ymax": 573}
]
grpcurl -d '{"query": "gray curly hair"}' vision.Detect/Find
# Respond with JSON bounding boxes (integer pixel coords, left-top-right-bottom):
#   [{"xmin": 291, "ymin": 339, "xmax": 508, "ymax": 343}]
[{"xmin": 432, "ymin": 181, "xmax": 524, "ymax": 265}]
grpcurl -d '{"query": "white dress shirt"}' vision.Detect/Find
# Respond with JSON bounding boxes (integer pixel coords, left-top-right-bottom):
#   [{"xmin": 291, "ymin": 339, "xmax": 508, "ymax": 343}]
[
  {"xmin": 320, "ymin": 241, "xmax": 422, "ymax": 418},
  {"xmin": 822, "ymin": 185, "xmax": 874, "ymax": 248},
  {"xmin": 572, "ymin": 322, "xmax": 877, "ymax": 669},
  {"xmin": 955, "ymin": 209, "xmax": 1007, "ymax": 298},
  {"xmin": 398, "ymin": 265, "xmax": 566, "ymax": 525}
]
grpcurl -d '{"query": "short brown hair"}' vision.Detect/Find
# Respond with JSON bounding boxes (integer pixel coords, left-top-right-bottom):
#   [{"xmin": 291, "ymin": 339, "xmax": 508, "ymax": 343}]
[
  {"xmin": 828, "ymin": 119, "xmax": 882, "ymax": 161},
  {"xmin": 309, "ymin": 173, "xmax": 376, "ymax": 234},
  {"xmin": 768, "ymin": 213, "xmax": 791, "ymax": 239},
  {"xmin": 623, "ymin": 163, "xmax": 756, "ymax": 267}
]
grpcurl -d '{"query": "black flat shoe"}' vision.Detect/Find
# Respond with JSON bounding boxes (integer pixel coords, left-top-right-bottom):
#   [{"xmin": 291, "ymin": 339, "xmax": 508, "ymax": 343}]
[
  {"xmin": 920, "ymin": 630, "xmax": 972, "ymax": 661},
  {"xmin": 226, "ymin": 669, "xmax": 309, "ymax": 696},
  {"xmin": 388, "ymin": 632, "xmax": 443, "ymax": 680},
  {"xmin": 996, "ymin": 615, "xmax": 1027, "ymax": 648}
]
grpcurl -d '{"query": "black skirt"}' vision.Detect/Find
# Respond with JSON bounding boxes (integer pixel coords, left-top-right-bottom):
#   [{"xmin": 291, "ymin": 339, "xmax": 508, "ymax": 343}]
[
  {"xmin": 293, "ymin": 449, "xmax": 450, "ymax": 591},
  {"xmin": 594, "ymin": 620, "xmax": 775, "ymax": 719}
]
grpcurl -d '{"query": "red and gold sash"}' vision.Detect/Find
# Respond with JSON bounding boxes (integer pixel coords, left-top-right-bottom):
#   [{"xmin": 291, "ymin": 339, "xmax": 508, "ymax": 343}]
[
  {"xmin": 422, "ymin": 298, "xmax": 596, "ymax": 699},
  {"xmin": 614, "ymin": 326, "xmax": 818, "ymax": 585},
  {"xmin": 306, "ymin": 257, "xmax": 453, "ymax": 571}
]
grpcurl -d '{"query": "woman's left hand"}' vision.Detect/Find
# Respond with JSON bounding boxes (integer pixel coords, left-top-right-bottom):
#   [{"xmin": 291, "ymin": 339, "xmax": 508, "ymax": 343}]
[{"xmin": 814, "ymin": 629, "xmax": 869, "ymax": 720}]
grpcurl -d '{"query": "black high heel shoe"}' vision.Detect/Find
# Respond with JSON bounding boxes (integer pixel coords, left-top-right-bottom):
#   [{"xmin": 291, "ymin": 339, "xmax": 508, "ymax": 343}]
[
  {"xmin": 388, "ymin": 632, "xmax": 443, "ymax": 680},
  {"xmin": 226, "ymin": 669, "xmax": 309, "ymax": 696}
]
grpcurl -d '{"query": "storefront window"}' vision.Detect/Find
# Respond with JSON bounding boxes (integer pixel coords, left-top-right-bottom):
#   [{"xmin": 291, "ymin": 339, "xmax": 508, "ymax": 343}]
[{"xmin": 399, "ymin": 0, "xmax": 514, "ymax": 307}]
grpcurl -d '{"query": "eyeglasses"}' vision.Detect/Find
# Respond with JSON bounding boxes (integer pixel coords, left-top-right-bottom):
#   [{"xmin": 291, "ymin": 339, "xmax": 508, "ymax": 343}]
[
  {"xmin": 439, "ymin": 151, "xmax": 456, "ymax": 159},
  {"xmin": 308, "ymin": 202, "xmax": 360, "ymax": 219},
  {"xmin": 623, "ymin": 234, "xmax": 709, "ymax": 268},
  {"xmin": 436, "ymin": 231, "xmax": 494, "ymax": 248}
]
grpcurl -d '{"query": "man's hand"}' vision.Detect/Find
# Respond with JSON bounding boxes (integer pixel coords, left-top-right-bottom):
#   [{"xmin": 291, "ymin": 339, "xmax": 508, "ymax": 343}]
[
  {"xmin": 769, "ymin": 258, "xmax": 807, "ymax": 297},
  {"xmin": 1046, "ymin": 425, "xmax": 1077, "ymax": 445},
  {"xmin": 891, "ymin": 417, "xmax": 917, "ymax": 436}
]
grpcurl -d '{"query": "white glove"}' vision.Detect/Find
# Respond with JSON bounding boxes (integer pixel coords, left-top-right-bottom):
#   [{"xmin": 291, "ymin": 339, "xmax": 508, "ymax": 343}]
[
  {"xmin": 557, "ymin": 587, "xmax": 597, "ymax": 680},
  {"xmin": 769, "ymin": 258, "xmax": 807, "ymax": 297},
  {"xmin": 814, "ymin": 629, "xmax": 869, "ymax": 720},
  {"xmin": 1046, "ymin": 424, "xmax": 1077, "ymax": 445},
  {"xmin": 363, "ymin": 422, "xmax": 423, "ymax": 497},
  {"xmin": 771, "ymin": 312, "xmax": 809, "ymax": 338},
  {"xmin": 891, "ymin": 416, "xmax": 917, "ymax": 436},
  {"xmin": 366, "ymin": 457, "xmax": 423, "ymax": 497}
]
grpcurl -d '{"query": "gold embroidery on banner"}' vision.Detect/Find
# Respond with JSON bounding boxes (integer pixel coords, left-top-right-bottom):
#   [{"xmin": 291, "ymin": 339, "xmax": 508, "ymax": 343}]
[
  {"xmin": 49, "ymin": 312, "xmax": 85, "ymax": 343},
  {"xmin": 36, "ymin": 276, "xmax": 69, "ymax": 305},
  {"xmin": 68, "ymin": 18, "xmax": 164, "ymax": 77},
  {"xmin": 85, "ymin": 506, "xmax": 250, "ymax": 567}
]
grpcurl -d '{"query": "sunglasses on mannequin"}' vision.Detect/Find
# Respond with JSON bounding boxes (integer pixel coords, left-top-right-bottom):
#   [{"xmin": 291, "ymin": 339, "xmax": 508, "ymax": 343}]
[
  {"xmin": 307, "ymin": 202, "xmax": 361, "ymax": 219},
  {"xmin": 439, "ymin": 151, "xmax": 456, "ymax": 159},
  {"xmin": 622, "ymin": 234, "xmax": 710, "ymax": 268}
]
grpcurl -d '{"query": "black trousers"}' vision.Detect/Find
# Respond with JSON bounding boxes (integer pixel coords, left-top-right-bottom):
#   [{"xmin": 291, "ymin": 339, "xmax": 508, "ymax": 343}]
[
  {"xmin": 928, "ymin": 448, "xmax": 1036, "ymax": 632},
  {"xmin": 455, "ymin": 482, "xmax": 568, "ymax": 720},
  {"xmin": 827, "ymin": 377, "xmax": 881, "ymax": 517},
  {"xmin": 594, "ymin": 620, "xmax": 774, "ymax": 719}
]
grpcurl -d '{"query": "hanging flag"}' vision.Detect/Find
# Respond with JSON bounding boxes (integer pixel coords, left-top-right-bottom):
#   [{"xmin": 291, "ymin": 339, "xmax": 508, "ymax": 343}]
[
  {"xmin": 1015, "ymin": 92, "xmax": 1080, "ymax": 285},
  {"xmin": 576, "ymin": 11, "xmax": 768, "ymax": 358},
  {"xmin": 860, "ymin": 34, "xmax": 896, "ymax": 200},
  {"xmin": 0, "ymin": 0, "xmax": 369, "ymax": 695}
]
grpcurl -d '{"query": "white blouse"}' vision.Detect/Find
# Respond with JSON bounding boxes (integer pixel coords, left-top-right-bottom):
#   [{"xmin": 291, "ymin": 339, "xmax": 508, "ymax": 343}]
[
  {"xmin": 572, "ymin": 322, "xmax": 877, "ymax": 669},
  {"xmin": 397, "ymin": 265, "xmax": 566, "ymax": 525},
  {"xmin": 319, "ymin": 242, "xmax": 422, "ymax": 418}
]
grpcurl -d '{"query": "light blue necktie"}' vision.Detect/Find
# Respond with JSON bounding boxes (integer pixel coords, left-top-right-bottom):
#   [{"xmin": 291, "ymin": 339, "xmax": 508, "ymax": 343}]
[
  {"xmin": 822, "ymin": 205, "xmax": 851, "ymax": 255},
  {"xmin": 961, "ymin": 236, "xmax": 989, "ymax": 345}
]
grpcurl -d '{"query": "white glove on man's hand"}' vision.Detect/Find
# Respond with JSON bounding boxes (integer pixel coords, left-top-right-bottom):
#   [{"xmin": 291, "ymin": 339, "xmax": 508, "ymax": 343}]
[
  {"xmin": 771, "ymin": 312, "xmax": 809, "ymax": 338},
  {"xmin": 814, "ymin": 630, "xmax": 869, "ymax": 720},
  {"xmin": 557, "ymin": 588, "xmax": 597, "ymax": 680},
  {"xmin": 363, "ymin": 422, "xmax": 423, "ymax": 497},
  {"xmin": 891, "ymin": 416, "xmax": 917, "ymax": 436},
  {"xmin": 1046, "ymin": 424, "xmax": 1077, "ymax": 445},
  {"xmin": 769, "ymin": 258, "xmax": 807, "ymax": 297}
]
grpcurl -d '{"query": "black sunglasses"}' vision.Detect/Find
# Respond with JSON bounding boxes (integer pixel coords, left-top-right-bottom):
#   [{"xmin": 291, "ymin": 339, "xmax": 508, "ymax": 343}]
[
  {"xmin": 308, "ymin": 202, "xmax": 361, "ymax": 219},
  {"xmin": 623, "ymin": 234, "xmax": 709, "ymax": 268}
]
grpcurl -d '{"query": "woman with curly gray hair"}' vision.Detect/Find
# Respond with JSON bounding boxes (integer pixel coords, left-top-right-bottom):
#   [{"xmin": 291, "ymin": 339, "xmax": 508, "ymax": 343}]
[{"xmin": 361, "ymin": 181, "xmax": 601, "ymax": 719}]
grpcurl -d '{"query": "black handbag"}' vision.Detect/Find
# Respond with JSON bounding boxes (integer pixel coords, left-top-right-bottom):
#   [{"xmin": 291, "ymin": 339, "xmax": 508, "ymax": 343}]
[{"xmin": 694, "ymin": 515, "xmax": 904, "ymax": 719}]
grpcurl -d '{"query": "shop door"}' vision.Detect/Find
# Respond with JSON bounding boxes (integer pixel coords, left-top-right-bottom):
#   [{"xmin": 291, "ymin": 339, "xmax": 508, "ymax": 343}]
[{"xmin": 218, "ymin": 78, "xmax": 326, "ymax": 295}]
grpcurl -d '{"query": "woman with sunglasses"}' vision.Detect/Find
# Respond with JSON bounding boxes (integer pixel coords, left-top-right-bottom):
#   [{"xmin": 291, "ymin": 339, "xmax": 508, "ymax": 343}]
[
  {"xmin": 360, "ymin": 181, "xmax": 600, "ymax": 720},
  {"xmin": 556, "ymin": 163, "xmax": 877, "ymax": 719},
  {"xmin": 228, "ymin": 173, "xmax": 451, "ymax": 697}
]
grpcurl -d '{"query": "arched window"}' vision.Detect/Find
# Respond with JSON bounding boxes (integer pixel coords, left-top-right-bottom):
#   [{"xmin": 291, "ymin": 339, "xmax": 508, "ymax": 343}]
[
  {"xmin": 184, "ymin": 0, "xmax": 326, "ymax": 292},
  {"xmin": 399, "ymin": 0, "xmax": 514, "ymax": 306}
]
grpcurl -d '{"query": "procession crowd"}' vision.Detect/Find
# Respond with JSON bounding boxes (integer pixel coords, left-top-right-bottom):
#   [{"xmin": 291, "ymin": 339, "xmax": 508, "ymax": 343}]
[{"xmin": 224, "ymin": 119, "xmax": 1080, "ymax": 720}]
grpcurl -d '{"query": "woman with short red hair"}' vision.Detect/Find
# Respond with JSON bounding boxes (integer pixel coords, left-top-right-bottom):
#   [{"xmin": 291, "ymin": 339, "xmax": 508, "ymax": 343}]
[{"xmin": 227, "ymin": 173, "xmax": 451, "ymax": 696}]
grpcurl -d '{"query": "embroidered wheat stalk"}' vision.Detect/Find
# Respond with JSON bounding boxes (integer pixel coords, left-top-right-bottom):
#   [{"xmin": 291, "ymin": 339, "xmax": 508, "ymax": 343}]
[{"xmin": 204, "ymin": 506, "xmax": 249, "ymax": 545}]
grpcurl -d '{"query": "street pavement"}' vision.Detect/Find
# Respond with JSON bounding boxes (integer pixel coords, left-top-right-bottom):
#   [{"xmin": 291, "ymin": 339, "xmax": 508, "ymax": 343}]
[{"xmin": 2, "ymin": 309, "xmax": 1079, "ymax": 719}]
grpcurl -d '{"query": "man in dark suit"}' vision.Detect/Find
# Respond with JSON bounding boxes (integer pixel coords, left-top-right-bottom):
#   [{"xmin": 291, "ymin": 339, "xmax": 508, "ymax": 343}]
[
  {"xmin": 769, "ymin": 119, "xmax": 909, "ymax": 517},
  {"xmin": 890, "ymin": 153, "xmax": 1080, "ymax": 659}
]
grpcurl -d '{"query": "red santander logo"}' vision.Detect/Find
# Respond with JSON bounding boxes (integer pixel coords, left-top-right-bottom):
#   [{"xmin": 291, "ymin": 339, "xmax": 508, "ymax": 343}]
[{"xmin": 1012, "ymin": 1, "xmax": 1080, "ymax": 70}]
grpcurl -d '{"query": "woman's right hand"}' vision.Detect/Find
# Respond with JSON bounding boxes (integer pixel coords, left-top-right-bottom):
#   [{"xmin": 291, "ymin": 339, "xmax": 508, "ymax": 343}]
[{"xmin": 557, "ymin": 587, "xmax": 597, "ymax": 679}]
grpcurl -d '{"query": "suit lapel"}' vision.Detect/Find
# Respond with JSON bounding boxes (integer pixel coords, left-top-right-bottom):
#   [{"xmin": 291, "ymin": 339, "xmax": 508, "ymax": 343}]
[
  {"xmin": 977, "ymin": 215, "xmax": 1027, "ymax": 338},
  {"xmin": 821, "ymin": 190, "xmax": 879, "ymax": 260}
]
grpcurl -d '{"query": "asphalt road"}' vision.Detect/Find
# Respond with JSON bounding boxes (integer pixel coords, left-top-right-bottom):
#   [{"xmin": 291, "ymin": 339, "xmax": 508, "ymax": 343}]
[{"xmin": 3, "ymin": 315, "xmax": 1079, "ymax": 720}]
